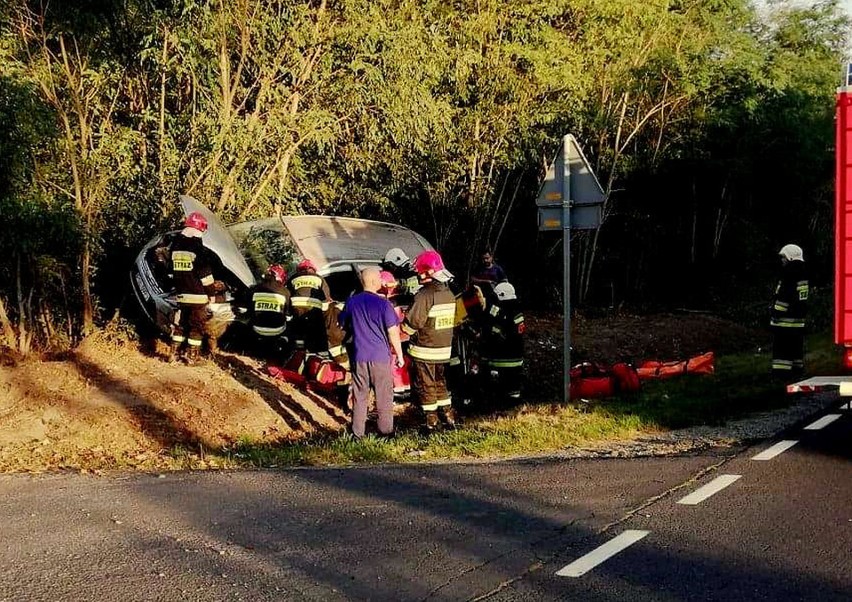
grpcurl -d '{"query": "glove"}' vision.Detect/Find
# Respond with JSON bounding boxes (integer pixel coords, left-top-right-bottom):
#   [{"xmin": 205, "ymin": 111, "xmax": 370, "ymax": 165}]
[{"xmin": 212, "ymin": 280, "xmax": 226, "ymax": 293}]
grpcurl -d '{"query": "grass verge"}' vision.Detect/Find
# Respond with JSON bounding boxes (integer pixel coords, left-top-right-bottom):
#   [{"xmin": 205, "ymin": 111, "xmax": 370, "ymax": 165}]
[{"xmin": 221, "ymin": 333, "xmax": 837, "ymax": 468}]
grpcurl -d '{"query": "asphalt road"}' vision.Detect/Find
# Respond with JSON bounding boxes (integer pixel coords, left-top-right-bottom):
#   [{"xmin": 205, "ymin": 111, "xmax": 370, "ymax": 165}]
[{"xmin": 0, "ymin": 401, "xmax": 849, "ymax": 601}]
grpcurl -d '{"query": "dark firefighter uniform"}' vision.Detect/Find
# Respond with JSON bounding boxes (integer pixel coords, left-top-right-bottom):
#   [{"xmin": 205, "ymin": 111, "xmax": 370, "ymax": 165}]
[
  {"xmin": 402, "ymin": 280, "xmax": 456, "ymax": 425},
  {"xmin": 286, "ymin": 269, "xmax": 332, "ymax": 353},
  {"xmin": 381, "ymin": 263, "xmax": 420, "ymax": 305},
  {"xmin": 482, "ymin": 297, "xmax": 525, "ymax": 400},
  {"xmin": 170, "ymin": 232, "xmax": 216, "ymax": 356},
  {"xmin": 325, "ymin": 302, "xmax": 350, "ymax": 370},
  {"xmin": 249, "ymin": 276, "xmax": 290, "ymax": 356},
  {"xmin": 771, "ymin": 258, "xmax": 808, "ymax": 374}
]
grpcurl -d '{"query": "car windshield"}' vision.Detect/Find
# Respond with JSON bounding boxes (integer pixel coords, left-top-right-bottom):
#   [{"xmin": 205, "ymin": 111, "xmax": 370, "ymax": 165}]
[{"xmin": 227, "ymin": 218, "xmax": 299, "ymax": 280}]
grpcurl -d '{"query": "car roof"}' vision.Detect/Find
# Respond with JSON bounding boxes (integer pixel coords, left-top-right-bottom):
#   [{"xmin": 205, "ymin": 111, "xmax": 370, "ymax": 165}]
[{"xmin": 279, "ymin": 215, "xmax": 434, "ymax": 269}]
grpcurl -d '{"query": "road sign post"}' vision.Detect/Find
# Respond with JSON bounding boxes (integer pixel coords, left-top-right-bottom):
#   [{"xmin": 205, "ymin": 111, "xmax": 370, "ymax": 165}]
[
  {"xmin": 562, "ymin": 157, "xmax": 571, "ymax": 406},
  {"xmin": 536, "ymin": 134, "xmax": 605, "ymax": 404}
]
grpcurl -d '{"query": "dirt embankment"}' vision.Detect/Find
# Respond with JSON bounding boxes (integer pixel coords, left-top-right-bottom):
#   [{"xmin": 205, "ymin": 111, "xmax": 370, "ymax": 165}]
[
  {"xmin": 0, "ymin": 311, "xmax": 765, "ymax": 472},
  {"xmin": 0, "ymin": 334, "xmax": 347, "ymax": 472}
]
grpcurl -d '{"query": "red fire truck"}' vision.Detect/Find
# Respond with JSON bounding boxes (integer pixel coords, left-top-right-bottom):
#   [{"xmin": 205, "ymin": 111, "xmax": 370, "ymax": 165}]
[{"xmin": 789, "ymin": 64, "xmax": 852, "ymax": 399}]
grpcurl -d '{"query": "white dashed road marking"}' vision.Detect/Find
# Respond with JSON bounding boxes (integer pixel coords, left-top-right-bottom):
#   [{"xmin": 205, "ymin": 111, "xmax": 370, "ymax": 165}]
[
  {"xmin": 804, "ymin": 414, "xmax": 842, "ymax": 430},
  {"xmin": 556, "ymin": 530, "xmax": 650, "ymax": 578},
  {"xmin": 677, "ymin": 474, "xmax": 742, "ymax": 506},
  {"xmin": 752, "ymin": 440, "xmax": 799, "ymax": 461}
]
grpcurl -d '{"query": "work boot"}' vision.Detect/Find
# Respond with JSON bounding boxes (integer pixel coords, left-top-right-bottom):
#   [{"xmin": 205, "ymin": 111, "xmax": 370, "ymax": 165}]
[
  {"xmin": 438, "ymin": 406, "xmax": 457, "ymax": 429},
  {"xmin": 184, "ymin": 345, "xmax": 201, "ymax": 366},
  {"xmin": 167, "ymin": 341, "xmax": 182, "ymax": 364},
  {"xmin": 420, "ymin": 411, "xmax": 440, "ymax": 436}
]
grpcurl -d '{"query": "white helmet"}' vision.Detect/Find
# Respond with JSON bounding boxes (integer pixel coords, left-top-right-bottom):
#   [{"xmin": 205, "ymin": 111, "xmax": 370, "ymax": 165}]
[
  {"xmin": 384, "ymin": 247, "xmax": 409, "ymax": 268},
  {"xmin": 494, "ymin": 282, "xmax": 517, "ymax": 301},
  {"xmin": 778, "ymin": 244, "xmax": 804, "ymax": 262}
]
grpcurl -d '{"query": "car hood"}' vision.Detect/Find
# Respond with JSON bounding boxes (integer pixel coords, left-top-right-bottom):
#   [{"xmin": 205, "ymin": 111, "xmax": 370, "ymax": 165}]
[
  {"xmin": 281, "ymin": 215, "xmax": 434, "ymax": 269},
  {"xmin": 179, "ymin": 195, "xmax": 256, "ymax": 288}
]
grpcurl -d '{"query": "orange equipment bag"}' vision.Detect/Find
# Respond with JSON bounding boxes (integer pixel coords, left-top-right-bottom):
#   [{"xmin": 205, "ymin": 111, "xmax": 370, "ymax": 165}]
[{"xmin": 636, "ymin": 352, "xmax": 715, "ymax": 380}]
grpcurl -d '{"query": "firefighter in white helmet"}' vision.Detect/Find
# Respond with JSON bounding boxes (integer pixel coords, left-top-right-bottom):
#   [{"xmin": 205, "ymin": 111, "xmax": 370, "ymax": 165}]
[
  {"xmin": 482, "ymin": 282, "xmax": 525, "ymax": 400},
  {"xmin": 382, "ymin": 247, "xmax": 420, "ymax": 300},
  {"xmin": 771, "ymin": 244, "xmax": 808, "ymax": 376}
]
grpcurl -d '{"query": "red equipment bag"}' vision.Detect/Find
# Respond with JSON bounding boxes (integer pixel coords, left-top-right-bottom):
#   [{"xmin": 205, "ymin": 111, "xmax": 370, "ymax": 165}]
[
  {"xmin": 267, "ymin": 349, "xmax": 309, "ymax": 387},
  {"xmin": 267, "ymin": 365, "xmax": 307, "ymax": 388},
  {"xmin": 611, "ymin": 362, "xmax": 641, "ymax": 394},
  {"xmin": 569, "ymin": 363, "xmax": 615, "ymax": 399},
  {"xmin": 303, "ymin": 354, "xmax": 324, "ymax": 381},
  {"xmin": 307, "ymin": 358, "xmax": 347, "ymax": 396},
  {"xmin": 568, "ymin": 362, "xmax": 641, "ymax": 399},
  {"xmin": 315, "ymin": 360, "xmax": 347, "ymax": 385},
  {"xmin": 284, "ymin": 349, "xmax": 307, "ymax": 373},
  {"xmin": 392, "ymin": 352, "xmax": 412, "ymax": 394}
]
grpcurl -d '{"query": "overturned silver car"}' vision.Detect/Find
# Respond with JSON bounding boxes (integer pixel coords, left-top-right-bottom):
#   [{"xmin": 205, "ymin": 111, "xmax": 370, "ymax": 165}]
[{"xmin": 130, "ymin": 195, "xmax": 434, "ymax": 341}]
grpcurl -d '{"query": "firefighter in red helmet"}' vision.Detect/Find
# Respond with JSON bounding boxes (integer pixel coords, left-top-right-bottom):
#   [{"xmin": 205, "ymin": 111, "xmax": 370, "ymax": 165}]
[
  {"xmin": 168, "ymin": 211, "xmax": 217, "ymax": 364},
  {"xmin": 402, "ymin": 250, "xmax": 457, "ymax": 433},
  {"xmin": 249, "ymin": 264, "xmax": 290, "ymax": 359},
  {"xmin": 286, "ymin": 259, "xmax": 332, "ymax": 353}
]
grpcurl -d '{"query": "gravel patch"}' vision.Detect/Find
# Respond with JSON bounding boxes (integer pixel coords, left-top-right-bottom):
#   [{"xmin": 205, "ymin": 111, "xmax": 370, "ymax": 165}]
[{"xmin": 562, "ymin": 392, "xmax": 840, "ymax": 459}]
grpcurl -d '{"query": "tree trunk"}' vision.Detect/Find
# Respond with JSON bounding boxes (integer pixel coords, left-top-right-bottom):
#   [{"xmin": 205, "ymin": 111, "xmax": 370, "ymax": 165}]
[
  {"xmin": 15, "ymin": 254, "xmax": 30, "ymax": 355},
  {"xmin": 81, "ymin": 239, "xmax": 94, "ymax": 335},
  {"xmin": 0, "ymin": 295, "xmax": 17, "ymax": 350}
]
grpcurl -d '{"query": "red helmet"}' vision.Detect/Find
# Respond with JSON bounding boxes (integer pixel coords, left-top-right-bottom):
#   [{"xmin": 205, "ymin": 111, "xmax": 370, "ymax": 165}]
[
  {"xmin": 184, "ymin": 211, "xmax": 208, "ymax": 233},
  {"xmin": 297, "ymin": 259, "xmax": 316, "ymax": 273},
  {"xmin": 413, "ymin": 250, "xmax": 445, "ymax": 275},
  {"xmin": 267, "ymin": 264, "xmax": 287, "ymax": 283}
]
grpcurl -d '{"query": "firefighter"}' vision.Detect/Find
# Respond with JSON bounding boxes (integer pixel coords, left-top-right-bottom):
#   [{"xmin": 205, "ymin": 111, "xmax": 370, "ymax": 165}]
[
  {"xmin": 286, "ymin": 259, "xmax": 332, "ymax": 353},
  {"xmin": 380, "ymin": 270, "xmax": 412, "ymax": 395},
  {"xmin": 169, "ymin": 211, "xmax": 217, "ymax": 364},
  {"xmin": 325, "ymin": 302, "xmax": 350, "ymax": 370},
  {"xmin": 376, "ymin": 270, "xmax": 394, "ymax": 297},
  {"xmin": 483, "ymin": 282, "xmax": 525, "ymax": 400},
  {"xmin": 402, "ymin": 250, "xmax": 457, "ymax": 432},
  {"xmin": 249, "ymin": 264, "xmax": 289, "ymax": 359},
  {"xmin": 771, "ymin": 244, "xmax": 809, "ymax": 376},
  {"xmin": 382, "ymin": 248, "xmax": 420, "ymax": 301}
]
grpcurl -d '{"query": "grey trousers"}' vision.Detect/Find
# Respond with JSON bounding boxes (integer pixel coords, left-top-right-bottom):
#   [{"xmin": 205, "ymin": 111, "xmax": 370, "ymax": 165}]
[{"xmin": 351, "ymin": 360, "xmax": 394, "ymax": 437}]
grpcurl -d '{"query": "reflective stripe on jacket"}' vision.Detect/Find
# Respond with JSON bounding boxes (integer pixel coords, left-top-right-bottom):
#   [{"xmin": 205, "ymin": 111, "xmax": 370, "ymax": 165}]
[
  {"xmin": 170, "ymin": 233, "xmax": 215, "ymax": 304},
  {"xmin": 249, "ymin": 280, "xmax": 289, "ymax": 337},
  {"xmin": 770, "ymin": 259, "xmax": 808, "ymax": 329},
  {"xmin": 287, "ymin": 272, "xmax": 331, "ymax": 315}
]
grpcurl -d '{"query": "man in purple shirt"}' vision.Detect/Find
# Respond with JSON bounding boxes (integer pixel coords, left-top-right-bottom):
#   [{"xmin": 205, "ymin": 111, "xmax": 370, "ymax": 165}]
[
  {"xmin": 471, "ymin": 250, "xmax": 508, "ymax": 287},
  {"xmin": 338, "ymin": 267, "xmax": 405, "ymax": 438}
]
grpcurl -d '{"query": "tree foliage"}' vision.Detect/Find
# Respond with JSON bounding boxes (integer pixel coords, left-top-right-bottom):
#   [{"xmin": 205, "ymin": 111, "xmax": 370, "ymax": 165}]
[{"xmin": 0, "ymin": 0, "xmax": 848, "ymax": 352}]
